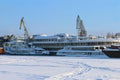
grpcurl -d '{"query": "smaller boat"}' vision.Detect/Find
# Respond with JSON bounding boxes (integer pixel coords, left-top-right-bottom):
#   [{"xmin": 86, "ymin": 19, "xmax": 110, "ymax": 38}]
[
  {"xmin": 4, "ymin": 40, "xmax": 49, "ymax": 55},
  {"xmin": 102, "ymin": 45, "xmax": 120, "ymax": 58},
  {"xmin": 57, "ymin": 46, "xmax": 105, "ymax": 57}
]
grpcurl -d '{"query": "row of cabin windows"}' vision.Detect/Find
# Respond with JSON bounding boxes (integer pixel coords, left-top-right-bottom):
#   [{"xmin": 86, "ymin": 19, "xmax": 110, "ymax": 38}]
[
  {"xmin": 34, "ymin": 39, "xmax": 61, "ymax": 42},
  {"xmin": 33, "ymin": 39, "xmax": 119, "ymax": 45},
  {"xmin": 33, "ymin": 42, "xmax": 118, "ymax": 48},
  {"xmin": 34, "ymin": 39, "xmax": 64, "ymax": 42}
]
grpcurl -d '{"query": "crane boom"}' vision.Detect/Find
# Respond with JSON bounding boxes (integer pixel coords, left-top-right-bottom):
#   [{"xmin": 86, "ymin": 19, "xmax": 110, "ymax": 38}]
[{"xmin": 20, "ymin": 17, "xmax": 30, "ymax": 41}]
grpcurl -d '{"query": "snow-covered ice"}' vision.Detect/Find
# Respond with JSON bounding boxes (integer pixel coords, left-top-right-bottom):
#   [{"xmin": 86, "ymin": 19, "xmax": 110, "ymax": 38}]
[{"xmin": 0, "ymin": 55, "xmax": 119, "ymax": 80}]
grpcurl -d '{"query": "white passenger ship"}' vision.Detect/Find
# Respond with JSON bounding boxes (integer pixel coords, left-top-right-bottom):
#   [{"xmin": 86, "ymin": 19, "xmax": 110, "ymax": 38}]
[{"xmin": 31, "ymin": 34, "xmax": 120, "ymax": 55}]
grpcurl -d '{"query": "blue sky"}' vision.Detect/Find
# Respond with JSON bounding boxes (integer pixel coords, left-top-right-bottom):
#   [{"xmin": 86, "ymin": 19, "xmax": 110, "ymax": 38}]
[{"xmin": 0, "ymin": 0, "xmax": 120, "ymax": 36}]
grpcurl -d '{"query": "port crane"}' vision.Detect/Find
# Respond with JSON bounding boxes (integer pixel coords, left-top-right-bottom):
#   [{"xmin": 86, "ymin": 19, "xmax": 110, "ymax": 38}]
[
  {"xmin": 20, "ymin": 17, "xmax": 30, "ymax": 41},
  {"xmin": 76, "ymin": 15, "xmax": 87, "ymax": 37}
]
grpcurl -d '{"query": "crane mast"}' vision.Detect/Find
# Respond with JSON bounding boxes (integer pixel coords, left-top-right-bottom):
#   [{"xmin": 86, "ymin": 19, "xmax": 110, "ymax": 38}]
[{"xmin": 20, "ymin": 17, "xmax": 30, "ymax": 41}]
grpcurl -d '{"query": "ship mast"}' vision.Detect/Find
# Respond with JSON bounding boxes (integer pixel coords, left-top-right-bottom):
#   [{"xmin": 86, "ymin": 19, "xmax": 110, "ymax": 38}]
[
  {"xmin": 76, "ymin": 15, "xmax": 87, "ymax": 38},
  {"xmin": 19, "ymin": 17, "xmax": 30, "ymax": 42}
]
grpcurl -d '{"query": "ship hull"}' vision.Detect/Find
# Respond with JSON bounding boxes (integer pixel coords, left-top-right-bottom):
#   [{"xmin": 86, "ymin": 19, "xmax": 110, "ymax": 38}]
[{"xmin": 103, "ymin": 50, "xmax": 120, "ymax": 58}]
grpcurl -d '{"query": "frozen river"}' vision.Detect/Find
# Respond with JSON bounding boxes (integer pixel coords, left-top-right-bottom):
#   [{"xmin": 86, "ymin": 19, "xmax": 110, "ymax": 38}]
[{"xmin": 0, "ymin": 55, "xmax": 119, "ymax": 80}]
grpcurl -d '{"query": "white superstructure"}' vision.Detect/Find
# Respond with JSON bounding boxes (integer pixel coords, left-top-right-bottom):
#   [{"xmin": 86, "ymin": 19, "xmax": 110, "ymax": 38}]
[{"xmin": 31, "ymin": 34, "xmax": 120, "ymax": 55}]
